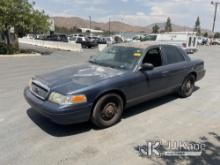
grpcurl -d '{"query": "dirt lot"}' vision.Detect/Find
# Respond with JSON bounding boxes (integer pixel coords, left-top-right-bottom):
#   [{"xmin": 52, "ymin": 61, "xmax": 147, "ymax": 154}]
[{"xmin": 0, "ymin": 46, "xmax": 220, "ymax": 165}]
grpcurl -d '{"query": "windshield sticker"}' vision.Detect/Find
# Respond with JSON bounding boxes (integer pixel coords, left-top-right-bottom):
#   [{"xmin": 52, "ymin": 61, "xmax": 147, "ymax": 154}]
[{"xmin": 133, "ymin": 52, "xmax": 141, "ymax": 57}]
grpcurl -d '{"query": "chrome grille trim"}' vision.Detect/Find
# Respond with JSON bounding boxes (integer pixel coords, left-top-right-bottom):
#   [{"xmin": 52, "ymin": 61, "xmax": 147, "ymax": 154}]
[{"xmin": 30, "ymin": 80, "xmax": 50, "ymax": 100}]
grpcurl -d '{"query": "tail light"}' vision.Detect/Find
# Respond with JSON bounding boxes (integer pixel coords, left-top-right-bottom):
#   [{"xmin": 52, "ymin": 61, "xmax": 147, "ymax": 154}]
[{"xmin": 182, "ymin": 43, "xmax": 187, "ymax": 48}]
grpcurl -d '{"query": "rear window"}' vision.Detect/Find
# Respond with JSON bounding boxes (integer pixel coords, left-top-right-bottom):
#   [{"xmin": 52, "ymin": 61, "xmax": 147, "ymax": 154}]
[{"xmin": 162, "ymin": 46, "xmax": 185, "ymax": 65}]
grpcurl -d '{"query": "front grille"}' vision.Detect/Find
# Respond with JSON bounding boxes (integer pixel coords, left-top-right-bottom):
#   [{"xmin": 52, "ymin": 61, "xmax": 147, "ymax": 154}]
[{"xmin": 30, "ymin": 81, "xmax": 50, "ymax": 100}]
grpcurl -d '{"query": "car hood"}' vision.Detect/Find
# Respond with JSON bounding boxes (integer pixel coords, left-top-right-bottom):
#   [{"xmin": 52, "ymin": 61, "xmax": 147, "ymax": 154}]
[{"xmin": 35, "ymin": 63, "xmax": 125, "ymax": 93}]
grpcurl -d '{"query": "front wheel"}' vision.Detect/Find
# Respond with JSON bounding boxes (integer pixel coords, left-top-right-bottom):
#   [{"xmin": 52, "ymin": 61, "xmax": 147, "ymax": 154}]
[
  {"xmin": 91, "ymin": 93, "xmax": 123, "ymax": 128},
  {"xmin": 178, "ymin": 75, "xmax": 195, "ymax": 98}
]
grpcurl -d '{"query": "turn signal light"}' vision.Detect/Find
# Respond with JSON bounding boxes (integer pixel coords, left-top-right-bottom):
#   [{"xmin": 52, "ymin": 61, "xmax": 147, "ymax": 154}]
[{"xmin": 71, "ymin": 95, "xmax": 87, "ymax": 104}]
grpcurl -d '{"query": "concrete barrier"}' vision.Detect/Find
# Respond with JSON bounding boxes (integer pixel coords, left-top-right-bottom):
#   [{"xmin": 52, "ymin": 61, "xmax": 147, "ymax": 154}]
[
  {"xmin": 19, "ymin": 38, "xmax": 82, "ymax": 52},
  {"xmin": 98, "ymin": 44, "xmax": 107, "ymax": 51}
]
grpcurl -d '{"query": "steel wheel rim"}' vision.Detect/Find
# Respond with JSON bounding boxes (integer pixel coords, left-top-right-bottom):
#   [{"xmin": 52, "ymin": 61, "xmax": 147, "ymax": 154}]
[
  {"xmin": 101, "ymin": 102, "xmax": 118, "ymax": 121},
  {"xmin": 184, "ymin": 79, "xmax": 194, "ymax": 94}
]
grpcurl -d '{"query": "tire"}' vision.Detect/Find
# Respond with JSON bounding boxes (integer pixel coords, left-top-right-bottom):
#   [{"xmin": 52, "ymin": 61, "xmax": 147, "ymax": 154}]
[
  {"xmin": 91, "ymin": 93, "xmax": 124, "ymax": 128},
  {"xmin": 178, "ymin": 74, "xmax": 195, "ymax": 98}
]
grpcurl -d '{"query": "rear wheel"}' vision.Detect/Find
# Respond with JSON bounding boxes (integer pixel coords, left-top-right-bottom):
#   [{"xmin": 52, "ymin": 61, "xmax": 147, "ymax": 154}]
[
  {"xmin": 91, "ymin": 93, "xmax": 123, "ymax": 128},
  {"xmin": 178, "ymin": 75, "xmax": 195, "ymax": 98}
]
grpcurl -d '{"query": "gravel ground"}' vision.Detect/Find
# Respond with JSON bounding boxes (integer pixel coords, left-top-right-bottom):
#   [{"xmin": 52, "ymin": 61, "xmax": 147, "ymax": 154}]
[{"xmin": 0, "ymin": 45, "xmax": 220, "ymax": 165}]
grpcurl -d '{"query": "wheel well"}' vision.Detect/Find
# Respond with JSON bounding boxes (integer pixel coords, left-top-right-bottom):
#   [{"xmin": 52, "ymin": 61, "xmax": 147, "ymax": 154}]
[
  {"xmin": 91, "ymin": 90, "xmax": 126, "ymax": 113},
  {"xmin": 189, "ymin": 72, "xmax": 197, "ymax": 80}
]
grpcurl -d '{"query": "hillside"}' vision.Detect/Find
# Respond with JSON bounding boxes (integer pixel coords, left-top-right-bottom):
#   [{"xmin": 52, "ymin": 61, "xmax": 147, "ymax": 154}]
[
  {"xmin": 52, "ymin": 16, "xmax": 211, "ymax": 33},
  {"xmin": 53, "ymin": 17, "xmax": 146, "ymax": 32}
]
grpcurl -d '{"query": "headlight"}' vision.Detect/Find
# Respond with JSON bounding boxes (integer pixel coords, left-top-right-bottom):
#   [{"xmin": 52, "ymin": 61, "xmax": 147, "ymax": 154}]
[{"xmin": 48, "ymin": 92, "xmax": 87, "ymax": 105}]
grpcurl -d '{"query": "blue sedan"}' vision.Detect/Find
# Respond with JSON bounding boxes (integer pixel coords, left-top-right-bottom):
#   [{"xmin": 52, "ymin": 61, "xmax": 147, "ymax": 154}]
[{"xmin": 24, "ymin": 42, "xmax": 205, "ymax": 128}]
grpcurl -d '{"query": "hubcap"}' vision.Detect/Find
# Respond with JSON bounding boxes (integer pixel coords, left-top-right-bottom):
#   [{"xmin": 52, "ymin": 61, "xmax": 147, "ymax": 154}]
[
  {"xmin": 186, "ymin": 81, "xmax": 192, "ymax": 90},
  {"xmin": 101, "ymin": 103, "xmax": 117, "ymax": 121},
  {"xmin": 184, "ymin": 79, "xmax": 193, "ymax": 93}
]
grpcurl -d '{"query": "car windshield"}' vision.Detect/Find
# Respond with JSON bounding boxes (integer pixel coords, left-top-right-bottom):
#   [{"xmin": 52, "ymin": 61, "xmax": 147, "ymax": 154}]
[
  {"xmin": 141, "ymin": 35, "xmax": 157, "ymax": 41},
  {"xmin": 89, "ymin": 46, "xmax": 143, "ymax": 70}
]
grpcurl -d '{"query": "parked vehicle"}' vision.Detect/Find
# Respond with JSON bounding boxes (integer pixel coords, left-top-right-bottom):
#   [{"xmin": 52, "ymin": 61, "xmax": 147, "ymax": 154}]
[
  {"xmin": 69, "ymin": 36, "xmax": 100, "ymax": 48},
  {"xmin": 95, "ymin": 38, "xmax": 107, "ymax": 44},
  {"xmin": 25, "ymin": 34, "xmax": 36, "ymax": 39},
  {"xmin": 104, "ymin": 37, "xmax": 115, "ymax": 44},
  {"xmin": 79, "ymin": 37, "xmax": 98, "ymax": 48},
  {"xmin": 35, "ymin": 34, "xmax": 46, "ymax": 40},
  {"xmin": 212, "ymin": 38, "xmax": 220, "ymax": 45},
  {"xmin": 197, "ymin": 36, "xmax": 208, "ymax": 45},
  {"xmin": 45, "ymin": 34, "xmax": 68, "ymax": 42},
  {"xmin": 68, "ymin": 36, "xmax": 86, "ymax": 44},
  {"xmin": 24, "ymin": 42, "xmax": 205, "ymax": 128},
  {"xmin": 156, "ymin": 32, "xmax": 198, "ymax": 54}
]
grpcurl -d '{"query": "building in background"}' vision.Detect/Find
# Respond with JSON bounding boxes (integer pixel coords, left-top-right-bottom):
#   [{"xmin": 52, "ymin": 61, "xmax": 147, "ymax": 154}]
[
  {"xmin": 78, "ymin": 28, "xmax": 103, "ymax": 34},
  {"xmin": 48, "ymin": 18, "xmax": 55, "ymax": 35}
]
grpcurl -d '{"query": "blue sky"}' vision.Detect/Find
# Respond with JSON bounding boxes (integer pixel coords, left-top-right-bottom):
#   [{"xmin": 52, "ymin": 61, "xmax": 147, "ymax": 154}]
[{"xmin": 32, "ymin": 0, "xmax": 220, "ymax": 31}]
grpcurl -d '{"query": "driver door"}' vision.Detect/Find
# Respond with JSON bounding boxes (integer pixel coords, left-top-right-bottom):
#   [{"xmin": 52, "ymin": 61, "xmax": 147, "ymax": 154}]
[{"xmin": 140, "ymin": 46, "xmax": 172, "ymax": 97}]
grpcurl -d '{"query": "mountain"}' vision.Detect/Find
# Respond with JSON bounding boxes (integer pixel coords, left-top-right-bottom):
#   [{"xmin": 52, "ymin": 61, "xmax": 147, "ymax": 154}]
[
  {"xmin": 52, "ymin": 16, "xmax": 211, "ymax": 33},
  {"xmin": 52, "ymin": 16, "xmax": 146, "ymax": 32}
]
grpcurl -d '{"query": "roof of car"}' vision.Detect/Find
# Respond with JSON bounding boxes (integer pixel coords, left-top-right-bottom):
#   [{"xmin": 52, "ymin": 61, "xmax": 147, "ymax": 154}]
[{"xmin": 115, "ymin": 41, "xmax": 175, "ymax": 49}]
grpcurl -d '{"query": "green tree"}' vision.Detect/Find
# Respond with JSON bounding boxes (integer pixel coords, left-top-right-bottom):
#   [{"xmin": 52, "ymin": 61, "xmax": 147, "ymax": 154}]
[
  {"xmin": 0, "ymin": 0, "xmax": 49, "ymax": 53},
  {"xmin": 194, "ymin": 16, "xmax": 201, "ymax": 36},
  {"xmin": 152, "ymin": 24, "xmax": 160, "ymax": 33},
  {"xmin": 203, "ymin": 32, "xmax": 208, "ymax": 37},
  {"xmin": 31, "ymin": 10, "xmax": 50, "ymax": 35},
  {"xmin": 165, "ymin": 17, "xmax": 172, "ymax": 32}
]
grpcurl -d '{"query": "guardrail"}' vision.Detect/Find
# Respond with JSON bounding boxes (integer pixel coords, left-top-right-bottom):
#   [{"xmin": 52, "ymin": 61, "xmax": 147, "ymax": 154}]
[{"xmin": 18, "ymin": 38, "xmax": 82, "ymax": 52}]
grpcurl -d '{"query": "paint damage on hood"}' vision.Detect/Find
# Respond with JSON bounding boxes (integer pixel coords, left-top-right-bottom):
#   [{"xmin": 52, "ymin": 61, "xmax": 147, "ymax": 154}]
[{"xmin": 34, "ymin": 63, "xmax": 125, "ymax": 93}]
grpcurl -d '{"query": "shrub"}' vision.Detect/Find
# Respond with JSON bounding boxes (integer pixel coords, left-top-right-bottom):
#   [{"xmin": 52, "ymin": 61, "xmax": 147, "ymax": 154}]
[{"xmin": 0, "ymin": 42, "xmax": 19, "ymax": 55}]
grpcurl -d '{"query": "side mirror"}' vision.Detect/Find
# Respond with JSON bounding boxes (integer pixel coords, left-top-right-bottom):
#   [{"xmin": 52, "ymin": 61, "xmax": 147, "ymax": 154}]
[{"xmin": 140, "ymin": 63, "xmax": 154, "ymax": 71}]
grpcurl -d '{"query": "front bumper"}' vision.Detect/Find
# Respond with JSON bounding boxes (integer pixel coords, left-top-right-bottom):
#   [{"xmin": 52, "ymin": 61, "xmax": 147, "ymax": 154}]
[{"xmin": 24, "ymin": 87, "xmax": 92, "ymax": 125}]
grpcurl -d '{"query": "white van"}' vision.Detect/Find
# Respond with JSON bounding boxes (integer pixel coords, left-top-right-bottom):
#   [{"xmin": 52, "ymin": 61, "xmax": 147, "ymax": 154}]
[{"xmin": 156, "ymin": 32, "xmax": 198, "ymax": 53}]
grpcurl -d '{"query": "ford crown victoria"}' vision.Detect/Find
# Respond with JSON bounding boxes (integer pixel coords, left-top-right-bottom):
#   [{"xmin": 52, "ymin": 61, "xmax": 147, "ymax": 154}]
[{"xmin": 24, "ymin": 42, "xmax": 205, "ymax": 128}]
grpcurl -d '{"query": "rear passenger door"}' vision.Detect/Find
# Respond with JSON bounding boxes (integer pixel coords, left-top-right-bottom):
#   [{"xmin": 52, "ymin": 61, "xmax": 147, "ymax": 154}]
[{"xmin": 161, "ymin": 45, "xmax": 189, "ymax": 88}]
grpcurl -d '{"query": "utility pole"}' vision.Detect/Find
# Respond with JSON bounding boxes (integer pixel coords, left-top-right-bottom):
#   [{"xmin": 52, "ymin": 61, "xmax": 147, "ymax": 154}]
[
  {"xmin": 89, "ymin": 16, "xmax": 91, "ymax": 29},
  {"xmin": 211, "ymin": 1, "xmax": 220, "ymax": 33},
  {"xmin": 109, "ymin": 17, "xmax": 111, "ymax": 37}
]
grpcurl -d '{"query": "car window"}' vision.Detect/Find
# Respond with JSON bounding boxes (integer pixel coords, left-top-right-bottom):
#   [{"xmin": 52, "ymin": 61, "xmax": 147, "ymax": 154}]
[
  {"xmin": 162, "ymin": 46, "xmax": 185, "ymax": 65},
  {"xmin": 142, "ymin": 47, "xmax": 162, "ymax": 67}
]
